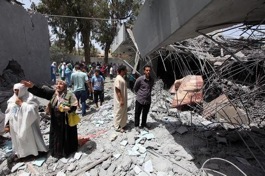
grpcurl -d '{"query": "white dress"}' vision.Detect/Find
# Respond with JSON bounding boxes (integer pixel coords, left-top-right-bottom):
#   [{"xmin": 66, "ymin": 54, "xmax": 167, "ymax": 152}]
[{"xmin": 5, "ymin": 83, "xmax": 47, "ymax": 158}]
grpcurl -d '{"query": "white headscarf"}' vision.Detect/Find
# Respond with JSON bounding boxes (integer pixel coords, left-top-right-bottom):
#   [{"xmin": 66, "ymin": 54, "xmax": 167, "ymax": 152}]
[
  {"xmin": 6, "ymin": 83, "xmax": 39, "ymax": 111},
  {"xmin": 5, "ymin": 83, "xmax": 40, "ymax": 139}
]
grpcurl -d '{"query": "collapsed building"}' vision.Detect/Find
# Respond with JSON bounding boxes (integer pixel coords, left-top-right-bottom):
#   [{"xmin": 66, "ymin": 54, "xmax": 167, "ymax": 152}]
[
  {"xmin": 0, "ymin": 0, "xmax": 265, "ymax": 175},
  {"xmin": 0, "ymin": 1, "xmax": 51, "ymax": 111},
  {"xmin": 111, "ymin": 0, "xmax": 265, "ymax": 175}
]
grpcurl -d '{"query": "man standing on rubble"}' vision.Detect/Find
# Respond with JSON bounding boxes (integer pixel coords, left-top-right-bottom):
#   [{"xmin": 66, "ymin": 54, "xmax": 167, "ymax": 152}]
[
  {"xmin": 113, "ymin": 65, "xmax": 128, "ymax": 132},
  {"xmin": 134, "ymin": 65, "xmax": 154, "ymax": 131},
  {"xmin": 71, "ymin": 64, "xmax": 89, "ymax": 116},
  {"xmin": 91, "ymin": 68, "xmax": 104, "ymax": 108}
]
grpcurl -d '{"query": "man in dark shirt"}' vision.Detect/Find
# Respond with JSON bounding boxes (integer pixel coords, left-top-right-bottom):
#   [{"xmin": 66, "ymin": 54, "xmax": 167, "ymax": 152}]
[{"xmin": 134, "ymin": 65, "xmax": 154, "ymax": 131}]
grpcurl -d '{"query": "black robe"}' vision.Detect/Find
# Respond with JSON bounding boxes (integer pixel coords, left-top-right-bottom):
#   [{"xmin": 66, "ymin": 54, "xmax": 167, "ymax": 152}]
[{"xmin": 28, "ymin": 85, "xmax": 78, "ymax": 158}]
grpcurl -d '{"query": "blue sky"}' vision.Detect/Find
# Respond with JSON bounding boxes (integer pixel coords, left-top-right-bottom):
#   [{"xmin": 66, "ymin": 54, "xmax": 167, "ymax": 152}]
[{"xmin": 21, "ymin": 0, "xmax": 40, "ymax": 9}]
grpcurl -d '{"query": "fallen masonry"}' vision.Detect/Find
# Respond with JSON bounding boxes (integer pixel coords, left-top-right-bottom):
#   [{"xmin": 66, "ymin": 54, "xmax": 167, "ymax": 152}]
[{"xmin": 0, "ymin": 75, "xmax": 265, "ymax": 176}]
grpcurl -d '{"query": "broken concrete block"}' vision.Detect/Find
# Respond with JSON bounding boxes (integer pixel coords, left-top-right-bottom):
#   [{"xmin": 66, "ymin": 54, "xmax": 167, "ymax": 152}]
[
  {"xmin": 137, "ymin": 153, "xmax": 147, "ymax": 166},
  {"xmin": 120, "ymin": 140, "xmax": 128, "ymax": 146},
  {"xmin": 139, "ymin": 172, "xmax": 149, "ymax": 176},
  {"xmin": 74, "ymin": 152, "xmax": 83, "ymax": 160},
  {"xmin": 176, "ymin": 149, "xmax": 194, "ymax": 161},
  {"xmin": 113, "ymin": 153, "xmax": 121, "ymax": 159},
  {"xmin": 138, "ymin": 145, "xmax": 147, "ymax": 154},
  {"xmin": 157, "ymin": 172, "xmax": 168, "ymax": 176},
  {"xmin": 144, "ymin": 141, "xmax": 160, "ymax": 150},
  {"xmin": 68, "ymin": 158, "xmax": 76, "ymax": 163},
  {"xmin": 59, "ymin": 158, "xmax": 68, "ymax": 164},
  {"xmin": 201, "ymin": 120, "xmax": 213, "ymax": 127},
  {"xmin": 90, "ymin": 168, "xmax": 99, "ymax": 176},
  {"xmin": 99, "ymin": 168, "xmax": 107, "ymax": 176},
  {"xmin": 127, "ymin": 133, "xmax": 136, "ymax": 145},
  {"xmin": 56, "ymin": 171, "xmax": 66, "ymax": 176},
  {"xmin": 144, "ymin": 160, "xmax": 153, "ymax": 173},
  {"xmin": 134, "ymin": 165, "xmax": 142, "ymax": 174},
  {"xmin": 168, "ymin": 108, "xmax": 178, "ymax": 117},
  {"xmin": 78, "ymin": 157, "xmax": 92, "ymax": 168},
  {"xmin": 11, "ymin": 162, "xmax": 25, "ymax": 173},
  {"xmin": 85, "ymin": 172, "xmax": 91, "ymax": 176},
  {"xmin": 176, "ymin": 126, "xmax": 188, "ymax": 134},
  {"xmin": 109, "ymin": 133, "xmax": 118, "ymax": 141},
  {"xmin": 107, "ymin": 163, "xmax": 117, "ymax": 174},
  {"xmin": 121, "ymin": 156, "xmax": 132, "ymax": 171},
  {"xmin": 153, "ymin": 157, "xmax": 172, "ymax": 173},
  {"xmin": 203, "ymin": 94, "xmax": 230, "ymax": 119},
  {"xmin": 171, "ymin": 75, "xmax": 203, "ymax": 107},
  {"xmin": 67, "ymin": 163, "xmax": 76, "ymax": 172},
  {"xmin": 53, "ymin": 163, "xmax": 59, "ymax": 171},
  {"xmin": 0, "ymin": 160, "xmax": 10, "ymax": 175},
  {"xmin": 17, "ymin": 171, "xmax": 30, "ymax": 176},
  {"xmin": 93, "ymin": 152, "xmax": 103, "ymax": 160},
  {"xmin": 136, "ymin": 137, "xmax": 147, "ymax": 145},
  {"xmin": 216, "ymin": 106, "xmax": 249, "ymax": 128},
  {"xmin": 145, "ymin": 133, "xmax": 155, "ymax": 140},
  {"xmin": 32, "ymin": 157, "xmax": 46, "ymax": 167},
  {"xmin": 101, "ymin": 159, "xmax": 111, "ymax": 170},
  {"xmin": 128, "ymin": 149, "xmax": 140, "ymax": 156}
]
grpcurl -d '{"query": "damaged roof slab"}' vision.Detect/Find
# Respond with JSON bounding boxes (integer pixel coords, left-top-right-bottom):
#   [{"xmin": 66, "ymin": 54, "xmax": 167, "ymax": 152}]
[{"xmin": 133, "ymin": 0, "xmax": 265, "ymax": 57}]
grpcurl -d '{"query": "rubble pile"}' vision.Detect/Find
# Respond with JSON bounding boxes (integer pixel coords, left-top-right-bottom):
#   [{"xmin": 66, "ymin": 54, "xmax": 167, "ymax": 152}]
[
  {"xmin": 161, "ymin": 34, "xmax": 265, "ymax": 129},
  {"xmin": 1, "ymin": 76, "xmax": 264, "ymax": 175},
  {"xmin": 0, "ymin": 79, "xmax": 202, "ymax": 176},
  {"xmin": 0, "ymin": 35, "xmax": 265, "ymax": 175}
]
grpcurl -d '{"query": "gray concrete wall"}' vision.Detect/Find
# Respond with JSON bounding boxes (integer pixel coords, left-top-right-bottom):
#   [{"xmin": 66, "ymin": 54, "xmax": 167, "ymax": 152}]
[
  {"xmin": 0, "ymin": 1, "xmax": 50, "ymax": 84},
  {"xmin": 133, "ymin": 0, "xmax": 212, "ymax": 58},
  {"xmin": 133, "ymin": 0, "xmax": 265, "ymax": 57}
]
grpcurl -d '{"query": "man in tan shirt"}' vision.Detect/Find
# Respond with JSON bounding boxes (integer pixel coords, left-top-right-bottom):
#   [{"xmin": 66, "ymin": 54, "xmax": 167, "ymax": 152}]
[{"xmin": 113, "ymin": 65, "xmax": 128, "ymax": 132}]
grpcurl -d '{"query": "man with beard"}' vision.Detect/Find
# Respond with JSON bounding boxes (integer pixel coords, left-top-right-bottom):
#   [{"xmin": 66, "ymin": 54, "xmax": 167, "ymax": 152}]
[{"xmin": 134, "ymin": 65, "xmax": 154, "ymax": 132}]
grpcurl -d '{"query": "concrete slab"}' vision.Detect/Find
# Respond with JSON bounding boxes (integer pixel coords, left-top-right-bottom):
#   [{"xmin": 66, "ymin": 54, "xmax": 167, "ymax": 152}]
[{"xmin": 133, "ymin": 0, "xmax": 265, "ymax": 57}]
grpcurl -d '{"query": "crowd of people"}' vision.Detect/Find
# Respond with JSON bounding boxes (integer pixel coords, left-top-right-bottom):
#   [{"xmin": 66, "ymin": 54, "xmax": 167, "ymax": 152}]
[{"xmin": 2, "ymin": 61, "xmax": 154, "ymax": 163}]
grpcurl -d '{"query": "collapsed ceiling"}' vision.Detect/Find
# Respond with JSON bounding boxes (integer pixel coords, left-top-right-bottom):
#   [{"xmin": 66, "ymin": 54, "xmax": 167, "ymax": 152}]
[{"xmin": 133, "ymin": 0, "xmax": 265, "ymax": 57}]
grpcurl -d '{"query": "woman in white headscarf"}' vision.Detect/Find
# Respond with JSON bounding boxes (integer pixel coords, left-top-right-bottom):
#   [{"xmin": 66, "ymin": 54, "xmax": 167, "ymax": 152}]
[{"xmin": 5, "ymin": 83, "xmax": 47, "ymax": 158}]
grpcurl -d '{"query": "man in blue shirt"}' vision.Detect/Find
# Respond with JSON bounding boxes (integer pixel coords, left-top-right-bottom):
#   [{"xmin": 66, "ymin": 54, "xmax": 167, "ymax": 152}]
[
  {"xmin": 71, "ymin": 64, "xmax": 89, "ymax": 116},
  {"xmin": 91, "ymin": 69, "xmax": 104, "ymax": 108},
  {"xmin": 134, "ymin": 65, "xmax": 154, "ymax": 131}
]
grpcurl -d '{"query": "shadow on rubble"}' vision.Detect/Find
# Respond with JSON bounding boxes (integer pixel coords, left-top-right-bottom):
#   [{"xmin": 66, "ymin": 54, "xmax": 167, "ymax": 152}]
[
  {"xmin": 124, "ymin": 119, "xmax": 160, "ymax": 132},
  {"xmin": 150, "ymin": 109, "xmax": 265, "ymax": 176},
  {"xmin": 78, "ymin": 140, "xmax": 97, "ymax": 155}
]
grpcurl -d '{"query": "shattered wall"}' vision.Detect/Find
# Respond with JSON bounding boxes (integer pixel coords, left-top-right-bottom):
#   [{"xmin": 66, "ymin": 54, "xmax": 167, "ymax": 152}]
[{"xmin": 0, "ymin": 1, "xmax": 50, "ymax": 84}]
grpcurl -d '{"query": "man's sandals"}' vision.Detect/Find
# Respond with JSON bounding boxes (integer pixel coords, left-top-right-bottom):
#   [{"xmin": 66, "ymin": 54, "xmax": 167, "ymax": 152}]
[{"xmin": 115, "ymin": 128, "xmax": 125, "ymax": 133}]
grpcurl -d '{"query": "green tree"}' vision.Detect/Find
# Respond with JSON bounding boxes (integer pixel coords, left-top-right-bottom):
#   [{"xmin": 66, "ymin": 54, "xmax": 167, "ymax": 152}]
[
  {"xmin": 93, "ymin": 0, "xmax": 143, "ymax": 64},
  {"xmin": 37, "ymin": 0, "xmax": 143, "ymax": 64},
  {"xmin": 37, "ymin": 0, "xmax": 98, "ymax": 64}
]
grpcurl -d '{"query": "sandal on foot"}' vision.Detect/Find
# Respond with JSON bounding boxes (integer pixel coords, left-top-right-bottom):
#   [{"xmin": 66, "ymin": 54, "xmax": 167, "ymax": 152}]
[{"xmin": 115, "ymin": 128, "xmax": 125, "ymax": 133}]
